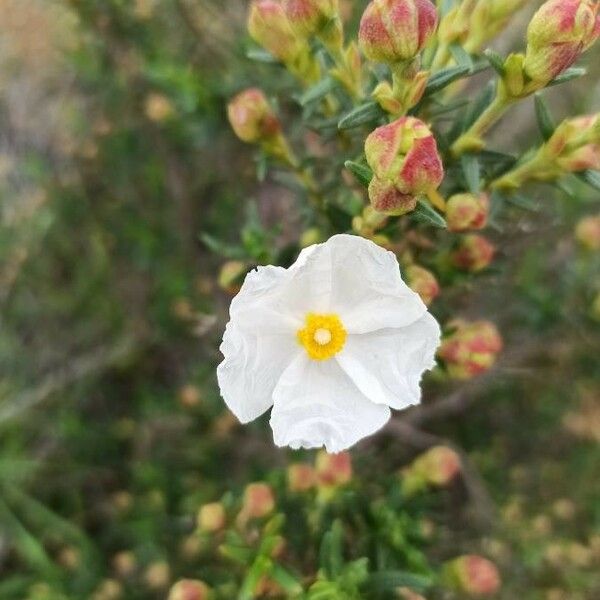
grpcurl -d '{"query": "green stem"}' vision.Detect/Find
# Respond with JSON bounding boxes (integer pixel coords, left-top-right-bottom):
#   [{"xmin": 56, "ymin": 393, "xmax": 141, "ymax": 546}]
[{"xmin": 491, "ymin": 150, "xmax": 550, "ymax": 190}]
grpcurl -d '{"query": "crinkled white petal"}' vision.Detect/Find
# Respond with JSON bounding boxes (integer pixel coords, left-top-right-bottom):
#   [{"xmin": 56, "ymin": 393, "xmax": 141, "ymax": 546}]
[
  {"xmin": 335, "ymin": 313, "xmax": 441, "ymax": 410},
  {"xmin": 279, "ymin": 234, "xmax": 427, "ymax": 333},
  {"xmin": 217, "ymin": 320, "xmax": 300, "ymax": 423},
  {"xmin": 270, "ymin": 354, "xmax": 391, "ymax": 453}
]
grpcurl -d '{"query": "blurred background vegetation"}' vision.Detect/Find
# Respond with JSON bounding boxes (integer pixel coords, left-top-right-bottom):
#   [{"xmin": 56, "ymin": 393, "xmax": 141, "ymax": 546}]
[{"xmin": 0, "ymin": 0, "xmax": 599, "ymax": 598}]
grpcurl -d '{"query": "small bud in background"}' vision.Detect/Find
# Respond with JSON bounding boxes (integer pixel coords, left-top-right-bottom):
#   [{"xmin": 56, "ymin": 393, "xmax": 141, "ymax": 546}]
[
  {"xmin": 575, "ymin": 214, "xmax": 600, "ymax": 250},
  {"xmin": 168, "ymin": 579, "xmax": 210, "ymax": 600},
  {"xmin": 443, "ymin": 555, "xmax": 501, "ymax": 597},
  {"xmin": 552, "ymin": 498, "xmax": 576, "ymax": 521},
  {"xmin": 446, "ymin": 193, "xmax": 489, "ymax": 232},
  {"xmin": 57, "ymin": 546, "xmax": 81, "ymax": 571},
  {"xmin": 315, "ymin": 450, "xmax": 352, "ymax": 487},
  {"xmin": 197, "ymin": 502, "xmax": 226, "ymax": 532},
  {"xmin": 178, "ymin": 384, "xmax": 202, "ymax": 408},
  {"xmin": 241, "ymin": 482, "xmax": 275, "ymax": 519},
  {"xmin": 452, "ymin": 234, "xmax": 495, "ymax": 272},
  {"xmin": 144, "ymin": 561, "xmax": 170, "ymax": 590},
  {"xmin": 284, "ymin": 0, "xmax": 340, "ymax": 37},
  {"xmin": 300, "ymin": 227, "xmax": 324, "ymax": 247},
  {"xmin": 402, "ymin": 446, "xmax": 461, "ymax": 495},
  {"xmin": 92, "ymin": 579, "xmax": 122, "ymax": 600},
  {"xmin": 365, "ymin": 117, "xmax": 443, "ymax": 215},
  {"xmin": 405, "ymin": 264, "xmax": 440, "ymax": 306},
  {"xmin": 112, "ymin": 551, "xmax": 137, "ymax": 578},
  {"xmin": 144, "ymin": 92, "xmax": 175, "ymax": 123},
  {"xmin": 287, "ymin": 463, "xmax": 317, "ymax": 491},
  {"xmin": 248, "ymin": 0, "xmax": 303, "ymax": 64},
  {"xmin": 524, "ymin": 0, "xmax": 600, "ymax": 85},
  {"xmin": 227, "ymin": 88, "xmax": 280, "ymax": 144},
  {"xmin": 438, "ymin": 320, "xmax": 503, "ymax": 380},
  {"xmin": 218, "ymin": 261, "xmax": 247, "ymax": 294},
  {"xmin": 359, "ymin": 0, "xmax": 438, "ymax": 64}
]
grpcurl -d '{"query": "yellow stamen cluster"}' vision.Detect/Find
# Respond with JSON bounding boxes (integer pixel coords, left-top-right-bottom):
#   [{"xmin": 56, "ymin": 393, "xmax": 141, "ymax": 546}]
[{"xmin": 297, "ymin": 313, "xmax": 347, "ymax": 361}]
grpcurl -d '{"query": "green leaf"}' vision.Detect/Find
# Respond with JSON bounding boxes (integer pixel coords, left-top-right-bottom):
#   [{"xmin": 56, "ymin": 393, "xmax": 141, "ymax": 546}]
[
  {"xmin": 338, "ymin": 102, "xmax": 384, "ymax": 130},
  {"xmin": 462, "ymin": 81, "xmax": 495, "ymax": 130},
  {"xmin": 368, "ymin": 570, "xmax": 433, "ymax": 592},
  {"xmin": 246, "ymin": 47, "xmax": 278, "ymax": 63},
  {"xmin": 412, "ymin": 200, "xmax": 447, "ymax": 228},
  {"xmin": 200, "ymin": 233, "xmax": 247, "ymax": 259},
  {"xmin": 300, "ymin": 77, "xmax": 337, "ymax": 106},
  {"xmin": 483, "ymin": 48, "xmax": 505, "ymax": 75},
  {"xmin": 534, "ymin": 93, "xmax": 556, "ymax": 140},
  {"xmin": 270, "ymin": 564, "xmax": 304, "ymax": 596},
  {"xmin": 344, "ymin": 161, "xmax": 373, "ymax": 188},
  {"xmin": 449, "ymin": 43, "xmax": 474, "ymax": 70},
  {"xmin": 577, "ymin": 169, "xmax": 600, "ymax": 191},
  {"xmin": 423, "ymin": 65, "xmax": 471, "ymax": 96},
  {"xmin": 505, "ymin": 194, "xmax": 539, "ymax": 211},
  {"xmin": 548, "ymin": 67, "xmax": 586, "ymax": 87},
  {"xmin": 461, "ymin": 154, "xmax": 481, "ymax": 194}
]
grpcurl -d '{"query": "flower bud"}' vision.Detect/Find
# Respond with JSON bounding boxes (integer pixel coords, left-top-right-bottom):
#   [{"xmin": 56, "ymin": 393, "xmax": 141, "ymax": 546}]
[
  {"xmin": 413, "ymin": 446, "xmax": 461, "ymax": 486},
  {"xmin": 444, "ymin": 555, "xmax": 501, "ymax": 597},
  {"xmin": 524, "ymin": 0, "xmax": 600, "ymax": 84},
  {"xmin": 227, "ymin": 88, "xmax": 280, "ymax": 144},
  {"xmin": 438, "ymin": 320, "xmax": 503, "ymax": 380},
  {"xmin": 315, "ymin": 450, "xmax": 352, "ymax": 487},
  {"xmin": 365, "ymin": 117, "xmax": 443, "ymax": 214},
  {"xmin": 241, "ymin": 482, "xmax": 275, "ymax": 519},
  {"xmin": 287, "ymin": 463, "xmax": 317, "ymax": 491},
  {"xmin": 446, "ymin": 193, "xmax": 489, "ymax": 232},
  {"xmin": 405, "ymin": 265, "xmax": 440, "ymax": 306},
  {"xmin": 197, "ymin": 502, "xmax": 226, "ymax": 533},
  {"xmin": 144, "ymin": 561, "xmax": 170, "ymax": 590},
  {"xmin": 451, "ymin": 234, "xmax": 495, "ymax": 272},
  {"xmin": 218, "ymin": 261, "xmax": 247, "ymax": 294},
  {"xmin": 248, "ymin": 0, "xmax": 303, "ymax": 64},
  {"xmin": 284, "ymin": 0, "xmax": 339, "ymax": 37},
  {"xmin": 145, "ymin": 93, "xmax": 175, "ymax": 122},
  {"xmin": 359, "ymin": 0, "xmax": 438, "ymax": 64},
  {"xmin": 575, "ymin": 214, "xmax": 600, "ymax": 250},
  {"xmin": 168, "ymin": 579, "xmax": 210, "ymax": 600}
]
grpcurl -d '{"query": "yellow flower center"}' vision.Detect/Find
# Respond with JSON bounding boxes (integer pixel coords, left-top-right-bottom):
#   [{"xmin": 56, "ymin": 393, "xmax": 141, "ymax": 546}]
[{"xmin": 297, "ymin": 313, "xmax": 347, "ymax": 361}]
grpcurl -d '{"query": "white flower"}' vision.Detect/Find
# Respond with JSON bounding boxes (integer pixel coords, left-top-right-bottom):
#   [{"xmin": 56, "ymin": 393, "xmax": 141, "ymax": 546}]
[{"xmin": 217, "ymin": 234, "xmax": 441, "ymax": 453}]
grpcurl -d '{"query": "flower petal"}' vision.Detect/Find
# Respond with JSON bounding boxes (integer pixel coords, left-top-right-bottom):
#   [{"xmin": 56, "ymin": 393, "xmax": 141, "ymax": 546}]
[
  {"xmin": 270, "ymin": 354, "xmax": 391, "ymax": 452},
  {"xmin": 217, "ymin": 320, "xmax": 301, "ymax": 423},
  {"xmin": 336, "ymin": 313, "xmax": 441, "ymax": 410}
]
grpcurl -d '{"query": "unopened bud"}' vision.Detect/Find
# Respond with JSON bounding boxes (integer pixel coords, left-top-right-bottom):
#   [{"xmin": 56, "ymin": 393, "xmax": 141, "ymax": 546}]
[
  {"xmin": 197, "ymin": 502, "xmax": 226, "ymax": 532},
  {"xmin": 144, "ymin": 93, "xmax": 175, "ymax": 123},
  {"xmin": 365, "ymin": 117, "xmax": 443, "ymax": 214},
  {"xmin": 168, "ymin": 579, "xmax": 210, "ymax": 600},
  {"xmin": 359, "ymin": 0, "xmax": 438, "ymax": 64},
  {"xmin": 144, "ymin": 561, "xmax": 170, "ymax": 590},
  {"xmin": 300, "ymin": 227, "xmax": 324, "ymax": 247},
  {"xmin": 227, "ymin": 88, "xmax": 280, "ymax": 144},
  {"xmin": 451, "ymin": 234, "xmax": 495, "ymax": 272},
  {"xmin": 284, "ymin": 0, "xmax": 340, "ymax": 37},
  {"xmin": 287, "ymin": 463, "xmax": 317, "ymax": 491},
  {"xmin": 446, "ymin": 193, "xmax": 489, "ymax": 232},
  {"xmin": 241, "ymin": 482, "xmax": 275, "ymax": 519},
  {"xmin": 405, "ymin": 264, "xmax": 440, "ymax": 306},
  {"xmin": 444, "ymin": 555, "xmax": 501, "ymax": 597},
  {"xmin": 315, "ymin": 450, "xmax": 352, "ymax": 487},
  {"xmin": 112, "ymin": 551, "xmax": 136, "ymax": 577},
  {"xmin": 402, "ymin": 445, "xmax": 461, "ymax": 495},
  {"xmin": 218, "ymin": 261, "xmax": 247, "ymax": 294},
  {"xmin": 438, "ymin": 320, "xmax": 503, "ymax": 380},
  {"xmin": 575, "ymin": 214, "xmax": 600, "ymax": 250},
  {"xmin": 524, "ymin": 0, "xmax": 600, "ymax": 84},
  {"xmin": 179, "ymin": 384, "xmax": 202, "ymax": 408}
]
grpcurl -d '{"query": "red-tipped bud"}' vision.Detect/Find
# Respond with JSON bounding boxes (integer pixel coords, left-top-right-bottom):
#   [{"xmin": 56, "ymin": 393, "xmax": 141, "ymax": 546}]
[
  {"xmin": 287, "ymin": 463, "xmax": 317, "ymax": 491},
  {"xmin": 452, "ymin": 234, "xmax": 495, "ymax": 272},
  {"xmin": 241, "ymin": 482, "xmax": 275, "ymax": 519},
  {"xmin": 524, "ymin": 0, "xmax": 600, "ymax": 83},
  {"xmin": 446, "ymin": 193, "xmax": 489, "ymax": 232},
  {"xmin": 315, "ymin": 450, "xmax": 352, "ymax": 487},
  {"xmin": 405, "ymin": 265, "xmax": 440, "ymax": 306},
  {"xmin": 284, "ymin": 0, "xmax": 339, "ymax": 36},
  {"xmin": 359, "ymin": 0, "xmax": 438, "ymax": 64},
  {"xmin": 365, "ymin": 117, "xmax": 443, "ymax": 214},
  {"xmin": 248, "ymin": 0, "xmax": 303, "ymax": 63},
  {"xmin": 575, "ymin": 214, "xmax": 600, "ymax": 250},
  {"xmin": 444, "ymin": 555, "xmax": 501, "ymax": 597},
  {"xmin": 438, "ymin": 320, "xmax": 503, "ymax": 380},
  {"xmin": 168, "ymin": 579, "xmax": 210, "ymax": 600},
  {"xmin": 227, "ymin": 88, "xmax": 280, "ymax": 144},
  {"xmin": 197, "ymin": 502, "xmax": 226, "ymax": 533},
  {"xmin": 412, "ymin": 446, "xmax": 461, "ymax": 486},
  {"xmin": 367, "ymin": 178, "xmax": 417, "ymax": 215}
]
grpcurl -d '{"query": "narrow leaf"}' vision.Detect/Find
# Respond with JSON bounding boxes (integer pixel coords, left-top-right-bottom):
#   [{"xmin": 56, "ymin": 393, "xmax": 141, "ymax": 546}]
[
  {"xmin": 483, "ymin": 49, "xmax": 505, "ymax": 75},
  {"xmin": 368, "ymin": 571, "xmax": 433, "ymax": 592},
  {"xmin": 246, "ymin": 47, "xmax": 278, "ymax": 63},
  {"xmin": 462, "ymin": 81, "xmax": 495, "ymax": 130},
  {"xmin": 338, "ymin": 102, "xmax": 384, "ymax": 130},
  {"xmin": 449, "ymin": 43, "xmax": 474, "ymax": 70},
  {"xmin": 577, "ymin": 169, "xmax": 600, "ymax": 191},
  {"xmin": 534, "ymin": 93, "xmax": 556, "ymax": 140},
  {"xmin": 300, "ymin": 77, "xmax": 337, "ymax": 106},
  {"xmin": 344, "ymin": 160, "xmax": 373, "ymax": 188},
  {"xmin": 412, "ymin": 200, "xmax": 447, "ymax": 228},
  {"xmin": 423, "ymin": 65, "xmax": 470, "ymax": 96},
  {"xmin": 505, "ymin": 194, "xmax": 539, "ymax": 211},
  {"xmin": 461, "ymin": 154, "xmax": 481, "ymax": 194},
  {"xmin": 548, "ymin": 67, "xmax": 586, "ymax": 87}
]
